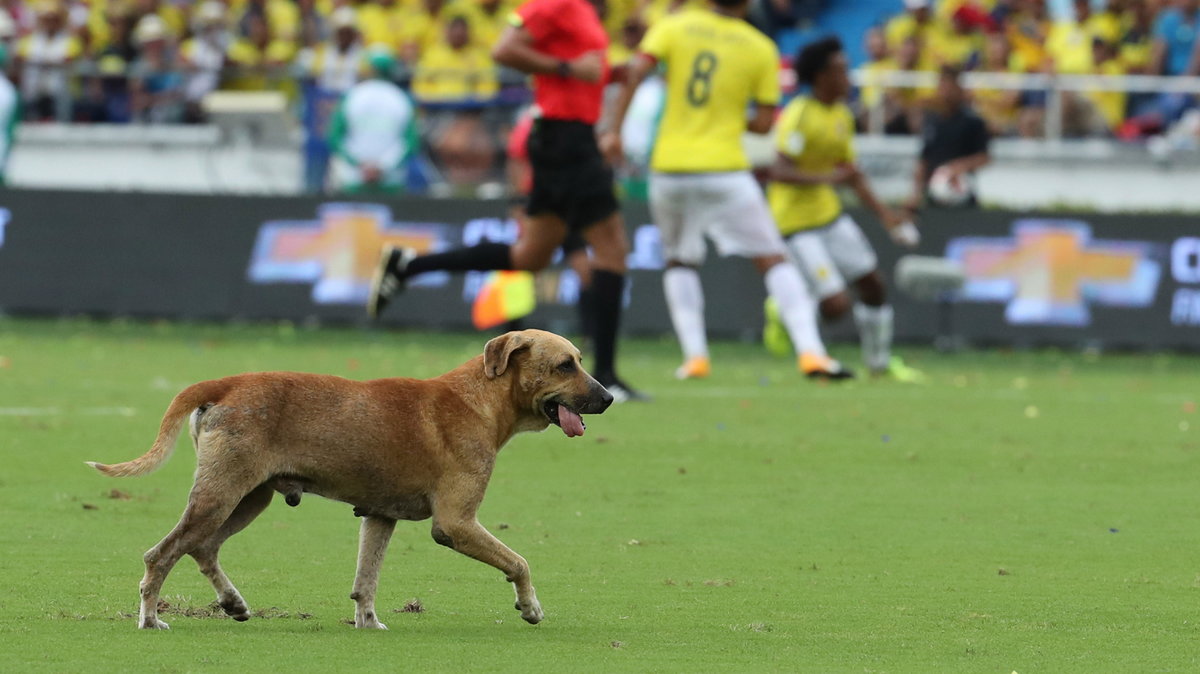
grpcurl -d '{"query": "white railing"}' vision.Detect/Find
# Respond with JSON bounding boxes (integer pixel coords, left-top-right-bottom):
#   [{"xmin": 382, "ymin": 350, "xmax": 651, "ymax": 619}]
[{"xmin": 851, "ymin": 69, "xmax": 1200, "ymax": 140}]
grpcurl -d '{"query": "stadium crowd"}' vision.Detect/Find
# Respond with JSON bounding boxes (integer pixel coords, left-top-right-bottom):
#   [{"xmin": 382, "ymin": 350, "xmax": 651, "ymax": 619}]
[
  {"xmin": 863, "ymin": 0, "xmax": 1200, "ymax": 139},
  {"xmin": 0, "ymin": 0, "xmax": 1196, "ymax": 188}
]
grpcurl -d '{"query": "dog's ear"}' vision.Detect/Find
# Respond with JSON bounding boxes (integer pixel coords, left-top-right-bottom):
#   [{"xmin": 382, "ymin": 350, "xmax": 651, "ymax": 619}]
[{"xmin": 483, "ymin": 332, "xmax": 531, "ymax": 379}]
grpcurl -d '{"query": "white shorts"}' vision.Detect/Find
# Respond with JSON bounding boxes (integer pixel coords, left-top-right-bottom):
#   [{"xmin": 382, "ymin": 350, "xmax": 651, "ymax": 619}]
[
  {"xmin": 785, "ymin": 214, "xmax": 878, "ymax": 299},
  {"xmin": 649, "ymin": 171, "xmax": 787, "ymax": 266}
]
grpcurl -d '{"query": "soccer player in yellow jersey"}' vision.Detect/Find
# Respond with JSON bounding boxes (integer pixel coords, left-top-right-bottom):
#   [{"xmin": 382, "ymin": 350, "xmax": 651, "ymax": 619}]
[
  {"xmin": 601, "ymin": 0, "xmax": 849, "ymax": 381},
  {"xmin": 767, "ymin": 37, "xmax": 922, "ymax": 380}
]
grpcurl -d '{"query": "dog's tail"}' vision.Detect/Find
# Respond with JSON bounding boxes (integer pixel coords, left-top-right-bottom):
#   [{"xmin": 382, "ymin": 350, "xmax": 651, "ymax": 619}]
[{"xmin": 86, "ymin": 379, "xmax": 234, "ymax": 478}]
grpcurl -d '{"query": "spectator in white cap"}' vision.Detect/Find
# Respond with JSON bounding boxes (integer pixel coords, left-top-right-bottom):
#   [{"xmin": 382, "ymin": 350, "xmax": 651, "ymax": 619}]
[
  {"xmin": 15, "ymin": 3, "xmax": 81, "ymax": 120},
  {"xmin": 129, "ymin": 14, "xmax": 182, "ymax": 123},
  {"xmin": 179, "ymin": 1, "xmax": 230, "ymax": 123},
  {"xmin": 296, "ymin": 6, "xmax": 365, "ymax": 95}
]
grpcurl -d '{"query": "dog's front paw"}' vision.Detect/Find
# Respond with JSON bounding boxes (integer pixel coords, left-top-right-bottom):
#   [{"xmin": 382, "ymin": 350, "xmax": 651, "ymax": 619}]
[
  {"xmin": 139, "ymin": 618, "xmax": 170, "ymax": 630},
  {"xmin": 219, "ymin": 596, "xmax": 251, "ymax": 622},
  {"xmin": 515, "ymin": 599, "xmax": 543, "ymax": 625},
  {"xmin": 354, "ymin": 611, "xmax": 388, "ymax": 630}
]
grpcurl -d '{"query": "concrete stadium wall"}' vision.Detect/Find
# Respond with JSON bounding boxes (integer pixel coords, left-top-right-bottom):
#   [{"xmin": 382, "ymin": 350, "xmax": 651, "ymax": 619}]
[
  {"xmin": 11, "ymin": 125, "xmax": 1200, "ymax": 212},
  {"xmin": 0, "ymin": 189, "xmax": 1196, "ymax": 351}
]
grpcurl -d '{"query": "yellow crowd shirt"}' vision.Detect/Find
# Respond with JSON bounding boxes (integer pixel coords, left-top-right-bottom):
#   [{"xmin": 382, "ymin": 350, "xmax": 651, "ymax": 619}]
[
  {"xmin": 767, "ymin": 96, "xmax": 855, "ymax": 234},
  {"xmin": 639, "ymin": 9, "xmax": 780, "ymax": 173}
]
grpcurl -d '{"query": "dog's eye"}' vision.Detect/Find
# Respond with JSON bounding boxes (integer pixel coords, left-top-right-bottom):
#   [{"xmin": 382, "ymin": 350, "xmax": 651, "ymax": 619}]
[{"xmin": 557, "ymin": 360, "xmax": 577, "ymax": 373}]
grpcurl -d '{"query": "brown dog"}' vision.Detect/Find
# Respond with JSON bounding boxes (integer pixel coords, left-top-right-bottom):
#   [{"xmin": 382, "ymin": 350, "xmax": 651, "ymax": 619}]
[{"xmin": 86, "ymin": 329, "xmax": 613, "ymax": 630}]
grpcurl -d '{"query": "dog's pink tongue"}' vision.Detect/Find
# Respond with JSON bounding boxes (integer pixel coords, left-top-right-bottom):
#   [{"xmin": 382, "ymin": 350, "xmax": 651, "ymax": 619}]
[{"xmin": 559, "ymin": 404, "xmax": 585, "ymax": 437}]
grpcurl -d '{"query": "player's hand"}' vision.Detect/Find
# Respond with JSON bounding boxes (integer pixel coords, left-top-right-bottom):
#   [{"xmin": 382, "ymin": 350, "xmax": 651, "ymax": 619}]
[
  {"xmin": 362, "ymin": 164, "xmax": 383, "ymax": 184},
  {"xmin": 598, "ymin": 131, "xmax": 623, "ymax": 166},
  {"xmin": 569, "ymin": 51, "xmax": 605, "ymax": 83},
  {"xmin": 888, "ymin": 216, "xmax": 921, "ymax": 248}
]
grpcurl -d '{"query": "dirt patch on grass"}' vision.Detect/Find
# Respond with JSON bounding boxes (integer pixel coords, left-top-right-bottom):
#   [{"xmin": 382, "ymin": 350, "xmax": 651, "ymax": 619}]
[{"xmin": 395, "ymin": 599, "xmax": 424, "ymax": 614}]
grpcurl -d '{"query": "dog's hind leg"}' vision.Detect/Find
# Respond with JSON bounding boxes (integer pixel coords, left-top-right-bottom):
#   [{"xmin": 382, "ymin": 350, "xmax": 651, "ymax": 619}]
[
  {"xmin": 137, "ymin": 483, "xmax": 247, "ymax": 630},
  {"xmin": 189, "ymin": 484, "xmax": 275, "ymax": 622},
  {"xmin": 431, "ymin": 490, "xmax": 544, "ymax": 625},
  {"xmin": 350, "ymin": 515, "xmax": 396, "ymax": 629}
]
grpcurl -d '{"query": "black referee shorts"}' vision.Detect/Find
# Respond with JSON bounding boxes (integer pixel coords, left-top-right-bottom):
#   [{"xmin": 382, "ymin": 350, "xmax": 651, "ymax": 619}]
[{"xmin": 526, "ymin": 118, "xmax": 619, "ymax": 232}]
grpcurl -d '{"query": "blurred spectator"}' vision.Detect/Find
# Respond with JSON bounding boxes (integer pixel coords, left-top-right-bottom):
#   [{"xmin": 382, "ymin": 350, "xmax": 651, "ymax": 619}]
[
  {"xmin": 295, "ymin": 0, "xmax": 327, "ymax": 48},
  {"xmin": 886, "ymin": 0, "xmax": 935, "ymax": 54},
  {"xmin": 237, "ymin": 0, "xmax": 301, "ymax": 46},
  {"xmin": 0, "ymin": 42, "xmax": 19, "ymax": 184},
  {"xmin": 606, "ymin": 15, "xmax": 645, "ymax": 66},
  {"xmin": 1006, "ymin": 0, "xmax": 1051, "ymax": 72},
  {"xmin": 358, "ymin": 0, "xmax": 404, "ymax": 51},
  {"xmin": 937, "ymin": 0, "xmax": 997, "ymax": 23},
  {"xmin": 906, "ymin": 67, "xmax": 990, "ymax": 210},
  {"xmin": 1046, "ymin": 0, "xmax": 1100, "ymax": 73},
  {"xmin": 129, "ymin": 14, "xmax": 182, "ymax": 123},
  {"xmin": 416, "ymin": 14, "xmax": 498, "ymax": 185},
  {"xmin": 858, "ymin": 26, "xmax": 893, "ymax": 117},
  {"xmin": 397, "ymin": 0, "xmax": 451, "ymax": 63},
  {"xmin": 225, "ymin": 13, "xmax": 294, "ymax": 91},
  {"xmin": 16, "ymin": 4, "xmax": 81, "ymax": 121},
  {"xmin": 1120, "ymin": 0, "xmax": 1155, "ymax": 73},
  {"xmin": 884, "ymin": 34, "xmax": 934, "ymax": 134},
  {"xmin": 1083, "ymin": 37, "xmax": 1128, "ymax": 133},
  {"xmin": 297, "ymin": 6, "xmax": 365, "ymax": 94},
  {"xmin": 412, "ymin": 14, "xmax": 497, "ymax": 103},
  {"xmin": 75, "ymin": 10, "xmax": 134, "ymax": 122},
  {"xmin": 1151, "ymin": 0, "xmax": 1200, "ymax": 75},
  {"xmin": 179, "ymin": 1, "xmax": 230, "ymax": 123},
  {"xmin": 472, "ymin": 0, "xmax": 510, "ymax": 49},
  {"xmin": 0, "ymin": 9, "xmax": 18, "ymax": 61},
  {"xmin": 928, "ymin": 5, "xmax": 987, "ymax": 69},
  {"xmin": 328, "ymin": 47, "xmax": 418, "ymax": 193},
  {"xmin": 131, "ymin": 0, "xmax": 185, "ymax": 40},
  {"xmin": 973, "ymin": 32, "xmax": 1021, "ymax": 135}
]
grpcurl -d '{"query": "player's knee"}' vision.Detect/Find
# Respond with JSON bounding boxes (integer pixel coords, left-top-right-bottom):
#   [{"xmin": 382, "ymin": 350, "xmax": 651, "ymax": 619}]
[
  {"xmin": 855, "ymin": 272, "xmax": 887, "ymax": 306},
  {"xmin": 820, "ymin": 293, "xmax": 851, "ymax": 320},
  {"xmin": 510, "ymin": 243, "xmax": 554, "ymax": 271},
  {"xmin": 752, "ymin": 255, "xmax": 787, "ymax": 274}
]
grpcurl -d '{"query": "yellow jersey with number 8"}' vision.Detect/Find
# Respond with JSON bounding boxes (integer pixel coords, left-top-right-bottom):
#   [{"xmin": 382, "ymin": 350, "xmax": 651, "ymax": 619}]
[
  {"xmin": 767, "ymin": 96, "xmax": 855, "ymax": 234},
  {"xmin": 639, "ymin": 10, "xmax": 780, "ymax": 173}
]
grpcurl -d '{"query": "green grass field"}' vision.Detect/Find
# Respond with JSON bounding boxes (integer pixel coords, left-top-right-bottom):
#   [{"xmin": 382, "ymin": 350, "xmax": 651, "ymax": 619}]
[{"xmin": 0, "ymin": 318, "xmax": 1197, "ymax": 673}]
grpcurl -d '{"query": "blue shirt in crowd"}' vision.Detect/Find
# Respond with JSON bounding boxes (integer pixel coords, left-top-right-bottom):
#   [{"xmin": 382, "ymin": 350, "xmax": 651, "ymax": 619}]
[{"xmin": 1153, "ymin": 8, "xmax": 1200, "ymax": 75}]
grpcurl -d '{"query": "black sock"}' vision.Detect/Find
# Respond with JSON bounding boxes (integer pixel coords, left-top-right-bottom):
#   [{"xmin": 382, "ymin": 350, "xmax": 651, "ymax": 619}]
[
  {"xmin": 576, "ymin": 286, "xmax": 595, "ymax": 339},
  {"xmin": 405, "ymin": 242, "xmax": 512, "ymax": 277},
  {"xmin": 590, "ymin": 270, "xmax": 624, "ymax": 382}
]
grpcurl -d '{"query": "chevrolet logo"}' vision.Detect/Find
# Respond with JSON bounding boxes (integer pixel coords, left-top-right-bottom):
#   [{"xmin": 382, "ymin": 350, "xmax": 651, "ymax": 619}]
[
  {"xmin": 946, "ymin": 220, "xmax": 1162, "ymax": 326},
  {"xmin": 247, "ymin": 203, "xmax": 449, "ymax": 305}
]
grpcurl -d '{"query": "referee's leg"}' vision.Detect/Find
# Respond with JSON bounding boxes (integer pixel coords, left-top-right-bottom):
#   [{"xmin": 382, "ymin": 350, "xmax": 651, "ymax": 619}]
[
  {"xmin": 581, "ymin": 211, "xmax": 645, "ymax": 401},
  {"xmin": 366, "ymin": 212, "xmax": 566, "ymax": 318}
]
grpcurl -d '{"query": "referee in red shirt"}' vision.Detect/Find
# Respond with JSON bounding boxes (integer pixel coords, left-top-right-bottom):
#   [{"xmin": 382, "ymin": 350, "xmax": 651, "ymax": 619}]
[{"xmin": 368, "ymin": 0, "xmax": 643, "ymax": 401}]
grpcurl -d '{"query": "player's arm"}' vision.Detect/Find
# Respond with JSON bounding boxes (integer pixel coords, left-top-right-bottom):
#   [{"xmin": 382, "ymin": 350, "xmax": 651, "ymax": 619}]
[
  {"xmin": 598, "ymin": 52, "xmax": 656, "ymax": 164},
  {"xmin": 768, "ymin": 153, "xmax": 855, "ymax": 185},
  {"xmin": 905, "ymin": 157, "xmax": 928, "ymax": 213},
  {"xmin": 747, "ymin": 104, "xmax": 775, "ymax": 135},
  {"xmin": 748, "ymin": 44, "xmax": 781, "ymax": 135},
  {"xmin": 492, "ymin": 22, "xmax": 602, "ymax": 82},
  {"xmin": 940, "ymin": 151, "xmax": 990, "ymax": 178}
]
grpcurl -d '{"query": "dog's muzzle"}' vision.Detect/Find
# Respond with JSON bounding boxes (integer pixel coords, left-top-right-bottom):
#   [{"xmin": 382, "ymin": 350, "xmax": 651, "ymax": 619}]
[{"xmin": 543, "ymin": 382, "xmax": 613, "ymax": 438}]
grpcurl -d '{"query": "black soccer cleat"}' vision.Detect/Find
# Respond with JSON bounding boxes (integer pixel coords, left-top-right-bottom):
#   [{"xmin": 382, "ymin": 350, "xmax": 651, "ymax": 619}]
[{"xmin": 367, "ymin": 245, "xmax": 416, "ymax": 319}]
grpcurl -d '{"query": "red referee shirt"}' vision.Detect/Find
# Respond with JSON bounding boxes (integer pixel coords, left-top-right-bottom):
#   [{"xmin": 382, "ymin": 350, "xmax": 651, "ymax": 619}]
[{"xmin": 512, "ymin": 0, "xmax": 609, "ymax": 124}]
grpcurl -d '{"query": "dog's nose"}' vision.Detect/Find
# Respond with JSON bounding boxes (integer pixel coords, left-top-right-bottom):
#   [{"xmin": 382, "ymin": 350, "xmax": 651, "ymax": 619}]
[{"xmin": 597, "ymin": 387, "xmax": 614, "ymax": 412}]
